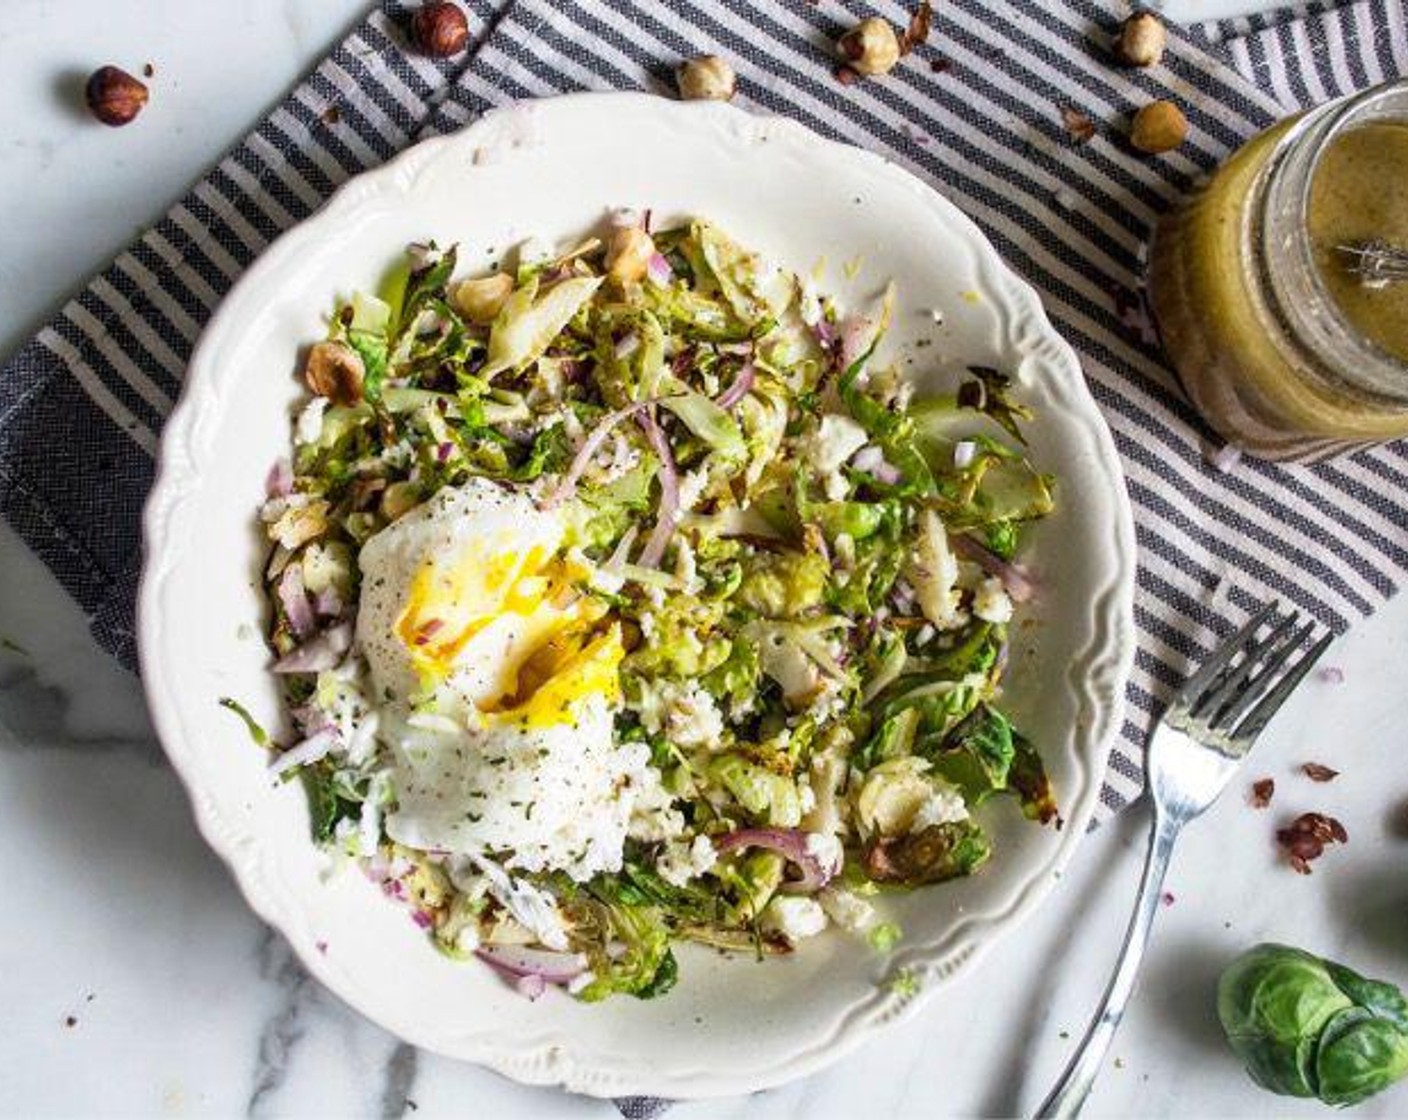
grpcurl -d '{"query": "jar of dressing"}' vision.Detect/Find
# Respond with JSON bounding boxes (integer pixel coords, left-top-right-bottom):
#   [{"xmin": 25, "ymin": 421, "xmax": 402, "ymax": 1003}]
[{"xmin": 1149, "ymin": 79, "xmax": 1408, "ymax": 461}]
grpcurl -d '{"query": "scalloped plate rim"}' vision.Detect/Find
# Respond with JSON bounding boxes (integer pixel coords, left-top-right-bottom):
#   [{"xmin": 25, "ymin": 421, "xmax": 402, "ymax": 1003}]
[{"xmin": 138, "ymin": 91, "xmax": 1137, "ymax": 1101}]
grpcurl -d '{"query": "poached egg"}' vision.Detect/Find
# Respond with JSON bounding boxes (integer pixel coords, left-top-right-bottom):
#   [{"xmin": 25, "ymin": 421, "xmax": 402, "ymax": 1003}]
[{"xmin": 356, "ymin": 478, "xmax": 657, "ymax": 881}]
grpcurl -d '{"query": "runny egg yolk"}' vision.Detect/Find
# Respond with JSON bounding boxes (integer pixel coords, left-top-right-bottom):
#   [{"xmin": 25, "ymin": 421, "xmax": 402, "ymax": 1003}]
[
  {"xmin": 395, "ymin": 541, "xmax": 556, "ymax": 678},
  {"xmin": 491, "ymin": 623, "xmax": 625, "ymax": 729},
  {"xmin": 392, "ymin": 537, "xmax": 616, "ymax": 725}
]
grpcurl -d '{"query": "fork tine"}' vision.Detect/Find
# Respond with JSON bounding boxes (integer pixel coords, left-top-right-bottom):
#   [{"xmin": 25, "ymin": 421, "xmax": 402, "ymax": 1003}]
[
  {"xmin": 1191, "ymin": 610, "xmax": 1299, "ymax": 722},
  {"xmin": 1212, "ymin": 619, "xmax": 1314, "ymax": 731},
  {"xmin": 1232, "ymin": 630, "xmax": 1334, "ymax": 744},
  {"xmin": 1168, "ymin": 601, "xmax": 1279, "ymax": 713}
]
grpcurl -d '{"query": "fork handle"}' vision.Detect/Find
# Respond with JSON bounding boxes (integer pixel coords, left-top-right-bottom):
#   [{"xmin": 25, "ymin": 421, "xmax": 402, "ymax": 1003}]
[{"xmin": 1033, "ymin": 810, "xmax": 1181, "ymax": 1119}]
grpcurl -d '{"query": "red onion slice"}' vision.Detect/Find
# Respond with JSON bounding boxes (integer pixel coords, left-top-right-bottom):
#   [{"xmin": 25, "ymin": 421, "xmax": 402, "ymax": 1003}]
[
  {"xmin": 646, "ymin": 252, "xmax": 673, "ymax": 287},
  {"xmin": 712, "ymin": 828, "xmax": 839, "ymax": 894},
  {"xmin": 539, "ymin": 398, "xmax": 663, "ymax": 511},
  {"xmin": 312, "ymin": 587, "xmax": 344, "ymax": 620},
  {"xmin": 714, "ymin": 361, "xmax": 756, "ymax": 410},
  {"xmin": 265, "ymin": 458, "xmax": 293, "ymax": 499},
  {"xmin": 951, "ymin": 535, "xmax": 1037, "ymax": 603},
  {"xmin": 272, "ymin": 621, "xmax": 353, "ymax": 674},
  {"xmin": 270, "ymin": 727, "xmax": 337, "ymax": 777},
  {"xmin": 475, "ymin": 945, "xmax": 589, "ymax": 985},
  {"xmin": 636, "ymin": 407, "xmax": 679, "ymax": 569},
  {"xmin": 277, "ymin": 565, "xmax": 317, "ymax": 639},
  {"xmin": 850, "ymin": 445, "xmax": 901, "ymax": 485}
]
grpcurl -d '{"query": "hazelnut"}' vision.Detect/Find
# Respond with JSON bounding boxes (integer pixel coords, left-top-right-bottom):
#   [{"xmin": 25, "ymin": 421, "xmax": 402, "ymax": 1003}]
[
  {"xmin": 1113, "ymin": 11, "xmax": 1166, "ymax": 68},
  {"xmin": 410, "ymin": 2, "xmax": 469, "ymax": 58},
  {"xmin": 453, "ymin": 272, "xmax": 515, "ymax": 324},
  {"xmin": 677, "ymin": 55, "xmax": 736, "ymax": 102},
  {"xmin": 1129, "ymin": 99, "xmax": 1188, "ymax": 154},
  {"xmin": 837, "ymin": 17, "xmax": 902, "ymax": 78},
  {"xmin": 606, "ymin": 226, "xmax": 656, "ymax": 288},
  {"xmin": 85, "ymin": 66, "xmax": 149, "ymax": 127},
  {"xmin": 303, "ymin": 340, "xmax": 365, "ymax": 405}
]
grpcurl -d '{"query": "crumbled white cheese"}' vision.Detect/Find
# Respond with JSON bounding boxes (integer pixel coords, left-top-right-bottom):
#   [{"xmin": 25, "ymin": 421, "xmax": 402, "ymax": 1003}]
[
  {"xmin": 810, "ymin": 414, "xmax": 869, "ymax": 474},
  {"xmin": 676, "ymin": 467, "xmax": 710, "ymax": 513},
  {"xmin": 627, "ymin": 766, "xmax": 686, "ymax": 843},
  {"xmin": 798, "ymin": 782, "xmax": 818, "ymax": 815},
  {"xmin": 761, "ymin": 896, "xmax": 829, "ymax": 942},
  {"xmin": 639, "ymin": 679, "xmax": 725, "ymax": 749},
  {"xmin": 972, "ymin": 576, "xmax": 1014, "ymax": 624},
  {"xmin": 657, "ymin": 835, "xmax": 718, "ymax": 887},
  {"xmin": 819, "ymin": 886, "xmax": 877, "ymax": 934},
  {"xmin": 911, "ymin": 784, "xmax": 970, "ymax": 831},
  {"xmin": 805, "ymin": 831, "xmax": 845, "ymax": 877},
  {"xmin": 296, "ymin": 397, "xmax": 329, "ymax": 445}
]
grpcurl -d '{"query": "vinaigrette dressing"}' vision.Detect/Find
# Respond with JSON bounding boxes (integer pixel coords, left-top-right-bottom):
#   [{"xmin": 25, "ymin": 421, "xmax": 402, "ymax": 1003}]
[{"xmin": 1148, "ymin": 80, "xmax": 1408, "ymax": 461}]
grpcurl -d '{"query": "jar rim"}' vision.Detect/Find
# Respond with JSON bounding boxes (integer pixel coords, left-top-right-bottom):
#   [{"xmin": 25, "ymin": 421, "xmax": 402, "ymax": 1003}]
[{"xmin": 1258, "ymin": 78, "xmax": 1408, "ymax": 401}]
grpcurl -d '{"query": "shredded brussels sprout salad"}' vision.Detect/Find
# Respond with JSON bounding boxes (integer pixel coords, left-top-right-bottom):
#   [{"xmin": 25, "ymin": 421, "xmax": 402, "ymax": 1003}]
[{"xmin": 245, "ymin": 211, "xmax": 1059, "ymax": 1002}]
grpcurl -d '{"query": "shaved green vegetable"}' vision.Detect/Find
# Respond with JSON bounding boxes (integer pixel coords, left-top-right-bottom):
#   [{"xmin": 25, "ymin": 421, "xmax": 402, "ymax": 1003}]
[{"xmin": 265, "ymin": 218, "xmax": 1058, "ymax": 1003}]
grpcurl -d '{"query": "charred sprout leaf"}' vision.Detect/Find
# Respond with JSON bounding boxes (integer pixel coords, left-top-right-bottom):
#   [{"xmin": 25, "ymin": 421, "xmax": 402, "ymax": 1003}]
[
  {"xmin": 864, "ymin": 820, "xmax": 991, "ymax": 885},
  {"xmin": 1218, "ymin": 944, "xmax": 1408, "ymax": 1105},
  {"xmin": 1009, "ymin": 729, "xmax": 1061, "ymax": 826},
  {"xmin": 960, "ymin": 366, "xmax": 1033, "ymax": 446}
]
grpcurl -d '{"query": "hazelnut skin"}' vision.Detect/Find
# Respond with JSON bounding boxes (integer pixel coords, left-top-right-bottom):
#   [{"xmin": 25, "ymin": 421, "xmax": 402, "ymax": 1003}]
[
  {"xmin": 411, "ymin": 2, "xmax": 470, "ymax": 58},
  {"xmin": 677, "ymin": 55, "xmax": 737, "ymax": 101},
  {"xmin": 85, "ymin": 66, "xmax": 149, "ymax": 127},
  {"xmin": 837, "ymin": 18, "xmax": 902, "ymax": 77},
  {"xmin": 1130, "ymin": 100, "xmax": 1189, "ymax": 154},
  {"xmin": 303, "ymin": 340, "xmax": 366, "ymax": 405},
  {"xmin": 1114, "ymin": 11, "xmax": 1167, "ymax": 68}
]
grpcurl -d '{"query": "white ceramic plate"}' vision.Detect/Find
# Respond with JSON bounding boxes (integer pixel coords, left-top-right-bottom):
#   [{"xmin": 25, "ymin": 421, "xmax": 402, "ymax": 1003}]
[{"xmin": 139, "ymin": 93, "xmax": 1136, "ymax": 1100}]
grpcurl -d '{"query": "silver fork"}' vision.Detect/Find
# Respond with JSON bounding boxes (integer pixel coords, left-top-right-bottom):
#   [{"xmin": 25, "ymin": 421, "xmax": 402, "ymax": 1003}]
[{"xmin": 1035, "ymin": 601, "xmax": 1332, "ymax": 1119}]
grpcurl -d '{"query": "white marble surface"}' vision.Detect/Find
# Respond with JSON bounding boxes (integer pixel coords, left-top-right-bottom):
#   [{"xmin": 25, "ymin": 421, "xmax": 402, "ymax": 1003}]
[{"xmin": 3, "ymin": 2, "xmax": 1408, "ymax": 1116}]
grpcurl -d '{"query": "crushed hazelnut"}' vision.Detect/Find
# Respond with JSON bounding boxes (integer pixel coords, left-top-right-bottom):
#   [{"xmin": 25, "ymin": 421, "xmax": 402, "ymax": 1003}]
[
  {"xmin": 1250, "ymin": 778, "xmax": 1275, "ymax": 808},
  {"xmin": 1113, "ymin": 11, "xmax": 1166, "ymax": 68},
  {"xmin": 1276, "ymin": 811, "xmax": 1348, "ymax": 874},
  {"xmin": 677, "ymin": 55, "xmax": 736, "ymax": 102},
  {"xmin": 303, "ymin": 340, "xmax": 365, "ymax": 405},
  {"xmin": 837, "ymin": 17, "xmax": 902, "ymax": 77},
  {"xmin": 898, "ymin": 1, "xmax": 933, "ymax": 56},
  {"xmin": 1130, "ymin": 100, "xmax": 1188, "ymax": 154},
  {"xmin": 606, "ymin": 226, "xmax": 656, "ymax": 288},
  {"xmin": 1302, "ymin": 762, "xmax": 1340, "ymax": 782},
  {"xmin": 452, "ymin": 272, "xmax": 515, "ymax": 324},
  {"xmin": 1060, "ymin": 105, "xmax": 1096, "ymax": 143}
]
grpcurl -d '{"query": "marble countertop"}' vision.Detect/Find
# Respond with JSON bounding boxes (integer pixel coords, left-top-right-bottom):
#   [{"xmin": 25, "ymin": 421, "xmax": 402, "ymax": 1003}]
[{"xmin": 3, "ymin": 1, "xmax": 1407, "ymax": 1116}]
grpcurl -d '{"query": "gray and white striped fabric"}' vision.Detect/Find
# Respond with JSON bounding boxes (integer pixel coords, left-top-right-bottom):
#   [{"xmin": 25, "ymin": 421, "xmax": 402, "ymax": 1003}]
[{"xmin": 2, "ymin": 1, "xmax": 1406, "ymax": 825}]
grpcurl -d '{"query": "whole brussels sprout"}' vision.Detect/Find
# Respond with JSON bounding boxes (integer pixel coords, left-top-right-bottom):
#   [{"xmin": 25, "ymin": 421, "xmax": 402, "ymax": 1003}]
[{"xmin": 1218, "ymin": 943, "xmax": 1408, "ymax": 1106}]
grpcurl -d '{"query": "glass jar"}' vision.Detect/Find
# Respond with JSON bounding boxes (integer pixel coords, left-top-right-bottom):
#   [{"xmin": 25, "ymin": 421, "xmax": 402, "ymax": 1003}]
[{"xmin": 1148, "ymin": 79, "xmax": 1408, "ymax": 462}]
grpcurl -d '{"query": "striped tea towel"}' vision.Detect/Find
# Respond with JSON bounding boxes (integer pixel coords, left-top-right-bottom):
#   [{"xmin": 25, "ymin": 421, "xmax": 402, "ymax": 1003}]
[{"xmin": 2, "ymin": 3, "xmax": 1406, "ymax": 824}]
